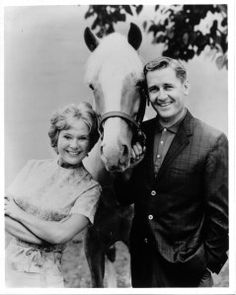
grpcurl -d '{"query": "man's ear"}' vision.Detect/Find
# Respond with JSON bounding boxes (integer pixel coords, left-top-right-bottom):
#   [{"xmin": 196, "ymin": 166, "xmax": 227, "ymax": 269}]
[{"xmin": 183, "ymin": 80, "xmax": 190, "ymax": 95}]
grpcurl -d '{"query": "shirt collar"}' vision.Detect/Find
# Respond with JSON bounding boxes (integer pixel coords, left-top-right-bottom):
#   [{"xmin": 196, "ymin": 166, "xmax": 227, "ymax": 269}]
[{"xmin": 156, "ymin": 108, "xmax": 187, "ymax": 134}]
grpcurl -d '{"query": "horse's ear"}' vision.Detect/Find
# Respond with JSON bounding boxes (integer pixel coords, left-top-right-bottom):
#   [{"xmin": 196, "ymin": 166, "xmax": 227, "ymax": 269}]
[
  {"xmin": 84, "ymin": 27, "xmax": 99, "ymax": 52},
  {"xmin": 128, "ymin": 23, "xmax": 142, "ymax": 50}
]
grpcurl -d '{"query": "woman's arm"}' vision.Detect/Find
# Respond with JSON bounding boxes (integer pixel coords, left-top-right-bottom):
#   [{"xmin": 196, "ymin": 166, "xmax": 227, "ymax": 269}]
[
  {"xmin": 5, "ymin": 197, "xmax": 89, "ymax": 244},
  {"xmin": 5, "ymin": 215, "xmax": 44, "ymax": 245}
]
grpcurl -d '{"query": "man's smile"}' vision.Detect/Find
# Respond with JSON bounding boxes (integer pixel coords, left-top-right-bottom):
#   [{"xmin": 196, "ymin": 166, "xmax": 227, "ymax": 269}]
[{"xmin": 157, "ymin": 100, "xmax": 173, "ymax": 108}]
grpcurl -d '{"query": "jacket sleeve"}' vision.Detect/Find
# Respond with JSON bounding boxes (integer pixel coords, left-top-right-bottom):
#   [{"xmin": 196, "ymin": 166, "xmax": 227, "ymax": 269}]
[{"xmin": 204, "ymin": 133, "xmax": 228, "ymax": 273}]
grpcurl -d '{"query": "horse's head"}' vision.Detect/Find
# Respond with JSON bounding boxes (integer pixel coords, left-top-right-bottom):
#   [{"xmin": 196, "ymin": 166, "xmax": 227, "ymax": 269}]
[{"xmin": 84, "ymin": 23, "xmax": 146, "ymax": 172}]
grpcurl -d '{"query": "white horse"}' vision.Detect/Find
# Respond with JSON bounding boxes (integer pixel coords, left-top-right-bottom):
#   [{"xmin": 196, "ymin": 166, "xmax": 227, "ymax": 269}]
[{"xmin": 83, "ymin": 23, "xmax": 146, "ymax": 287}]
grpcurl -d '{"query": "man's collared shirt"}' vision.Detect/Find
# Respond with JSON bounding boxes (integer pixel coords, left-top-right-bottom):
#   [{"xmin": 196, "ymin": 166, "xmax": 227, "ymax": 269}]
[{"xmin": 153, "ymin": 109, "xmax": 187, "ymax": 176}]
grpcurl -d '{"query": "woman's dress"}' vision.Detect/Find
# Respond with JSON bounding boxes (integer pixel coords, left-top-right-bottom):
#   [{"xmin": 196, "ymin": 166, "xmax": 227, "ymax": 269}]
[{"xmin": 5, "ymin": 158, "xmax": 101, "ymax": 287}]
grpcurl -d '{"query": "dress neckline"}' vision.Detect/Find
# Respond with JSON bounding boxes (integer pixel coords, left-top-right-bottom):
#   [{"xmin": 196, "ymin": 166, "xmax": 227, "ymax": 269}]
[{"xmin": 55, "ymin": 156, "xmax": 84, "ymax": 171}]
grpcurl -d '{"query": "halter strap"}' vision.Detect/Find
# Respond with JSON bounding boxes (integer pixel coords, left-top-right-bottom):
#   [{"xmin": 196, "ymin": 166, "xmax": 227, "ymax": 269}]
[
  {"xmin": 99, "ymin": 83, "xmax": 147, "ymax": 131},
  {"xmin": 100, "ymin": 111, "xmax": 140, "ymax": 131},
  {"xmin": 98, "ymin": 84, "xmax": 147, "ymax": 147}
]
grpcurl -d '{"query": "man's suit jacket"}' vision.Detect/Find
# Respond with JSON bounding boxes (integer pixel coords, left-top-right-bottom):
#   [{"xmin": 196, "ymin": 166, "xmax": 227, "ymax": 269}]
[{"xmin": 115, "ymin": 110, "xmax": 228, "ymax": 278}]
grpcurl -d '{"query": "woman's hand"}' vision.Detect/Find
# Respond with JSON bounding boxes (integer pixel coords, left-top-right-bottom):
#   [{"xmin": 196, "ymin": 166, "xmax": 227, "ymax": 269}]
[
  {"xmin": 130, "ymin": 141, "xmax": 146, "ymax": 168},
  {"xmin": 4, "ymin": 196, "xmax": 23, "ymax": 220}
]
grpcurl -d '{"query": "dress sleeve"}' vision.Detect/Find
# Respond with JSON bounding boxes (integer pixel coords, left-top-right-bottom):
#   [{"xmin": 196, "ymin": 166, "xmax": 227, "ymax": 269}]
[{"xmin": 70, "ymin": 183, "xmax": 101, "ymax": 224}]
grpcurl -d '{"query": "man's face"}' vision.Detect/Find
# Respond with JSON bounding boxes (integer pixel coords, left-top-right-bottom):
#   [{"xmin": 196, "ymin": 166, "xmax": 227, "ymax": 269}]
[{"xmin": 146, "ymin": 67, "xmax": 189, "ymax": 125}]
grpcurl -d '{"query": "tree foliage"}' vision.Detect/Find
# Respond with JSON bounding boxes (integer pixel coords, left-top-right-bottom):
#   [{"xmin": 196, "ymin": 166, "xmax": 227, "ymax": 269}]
[{"xmin": 84, "ymin": 5, "xmax": 227, "ymax": 69}]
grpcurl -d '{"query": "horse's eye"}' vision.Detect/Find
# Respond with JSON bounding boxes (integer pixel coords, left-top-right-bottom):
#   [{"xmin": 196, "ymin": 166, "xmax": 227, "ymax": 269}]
[
  {"xmin": 136, "ymin": 80, "xmax": 144, "ymax": 88},
  {"xmin": 89, "ymin": 84, "xmax": 94, "ymax": 91}
]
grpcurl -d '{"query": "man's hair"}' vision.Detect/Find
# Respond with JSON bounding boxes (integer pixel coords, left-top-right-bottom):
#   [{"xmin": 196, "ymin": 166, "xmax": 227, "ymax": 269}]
[
  {"xmin": 48, "ymin": 102, "xmax": 99, "ymax": 153},
  {"xmin": 144, "ymin": 56, "xmax": 187, "ymax": 83}
]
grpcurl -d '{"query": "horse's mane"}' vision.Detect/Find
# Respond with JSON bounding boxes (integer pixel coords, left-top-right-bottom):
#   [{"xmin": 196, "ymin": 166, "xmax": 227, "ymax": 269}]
[{"xmin": 85, "ymin": 33, "xmax": 143, "ymax": 84}]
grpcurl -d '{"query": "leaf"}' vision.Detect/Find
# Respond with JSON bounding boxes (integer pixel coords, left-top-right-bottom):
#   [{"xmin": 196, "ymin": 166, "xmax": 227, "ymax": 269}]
[
  {"xmin": 84, "ymin": 4, "xmax": 228, "ymax": 69},
  {"xmin": 162, "ymin": 18, "xmax": 168, "ymax": 27},
  {"xmin": 148, "ymin": 24, "xmax": 157, "ymax": 33},
  {"xmin": 221, "ymin": 17, "xmax": 227, "ymax": 27},
  {"xmin": 148, "ymin": 23, "xmax": 166, "ymax": 35},
  {"xmin": 210, "ymin": 20, "xmax": 218, "ymax": 35},
  {"xmin": 154, "ymin": 34, "xmax": 166, "ymax": 43},
  {"xmin": 219, "ymin": 4, "xmax": 227, "ymax": 14},
  {"xmin": 115, "ymin": 12, "xmax": 126, "ymax": 22},
  {"xmin": 143, "ymin": 21, "xmax": 147, "ymax": 30},
  {"xmin": 186, "ymin": 49, "xmax": 195, "ymax": 59},
  {"xmin": 84, "ymin": 7, "xmax": 94, "ymax": 19},
  {"xmin": 136, "ymin": 5, "xmax": 143, "ymax": 14},
  {"xmin": 120, "ymin": 13, "xmax": 126, "ymax": 21},
  {"xmin": 91, "ymin": 17, "xmax": 99, "ymax": 30},
  {"xmin": 107, "ymin": 25, "xmax": 114, "ymax": 34},
  {"xmin": 123, "ymin": 5, "xmax": 133, "ymax": 15}
]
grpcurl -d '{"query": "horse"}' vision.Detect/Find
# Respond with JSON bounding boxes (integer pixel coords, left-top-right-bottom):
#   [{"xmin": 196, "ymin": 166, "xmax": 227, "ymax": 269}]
[{"xmin": 83, "ymin": 23, "xmax": 146, "ymax": 287}]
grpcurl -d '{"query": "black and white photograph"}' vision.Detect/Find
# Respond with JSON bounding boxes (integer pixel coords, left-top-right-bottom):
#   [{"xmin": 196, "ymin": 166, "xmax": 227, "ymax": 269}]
[{"xmin": 1, "ymin": 0, "xmax": 235, "ymax": 293}]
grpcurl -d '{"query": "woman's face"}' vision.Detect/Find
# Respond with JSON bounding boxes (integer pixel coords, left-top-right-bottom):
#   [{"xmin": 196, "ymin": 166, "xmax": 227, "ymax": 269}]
[{"xmin": 57, "ymin": 117, "xmax": 90, "ymax": 167}]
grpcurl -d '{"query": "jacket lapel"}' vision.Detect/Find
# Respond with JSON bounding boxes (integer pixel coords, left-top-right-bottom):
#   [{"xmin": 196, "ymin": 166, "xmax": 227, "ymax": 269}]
[
  {"xmin": 156, "ymin": 110, "xmax": 194, "ymax": 181},
  {"xmin": 143, "ymin": 118, "xmax": 157, "ymax": 183}
]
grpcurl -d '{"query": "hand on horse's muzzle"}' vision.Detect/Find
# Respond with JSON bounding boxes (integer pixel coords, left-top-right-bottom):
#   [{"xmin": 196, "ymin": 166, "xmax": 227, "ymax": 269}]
[
  {"xmin": 130, "ymin": 141, "xmax": 146, "ymax": 168},
  {"xmin": 132, "ymin": 129, "xmax": 146, "ymax": 148}
]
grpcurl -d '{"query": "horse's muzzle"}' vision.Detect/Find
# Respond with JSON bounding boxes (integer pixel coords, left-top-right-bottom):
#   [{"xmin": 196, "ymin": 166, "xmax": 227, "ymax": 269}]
[{"xmin": 100, "ymin": 143, "xmax": 130, "ymax": 172}]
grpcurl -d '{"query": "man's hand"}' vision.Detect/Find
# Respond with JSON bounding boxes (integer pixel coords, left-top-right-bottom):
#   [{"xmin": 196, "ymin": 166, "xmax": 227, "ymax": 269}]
[
  {"xmin": 130, "ymin": 142, "xmax": 146, "ymax": 168},
  {"xmin": 112, "ymin": 142, "xmax": 146, "ymax": 181},
  {"xmin": 198, "ymin": 269, "xmax": 214, "ymax": 287}
]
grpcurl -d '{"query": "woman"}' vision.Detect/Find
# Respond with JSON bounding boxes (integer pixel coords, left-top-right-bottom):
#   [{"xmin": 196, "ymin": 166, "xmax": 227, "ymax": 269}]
[{"xmin": 5, "ymin": 102, "xmax": 101, "ymax": 288}]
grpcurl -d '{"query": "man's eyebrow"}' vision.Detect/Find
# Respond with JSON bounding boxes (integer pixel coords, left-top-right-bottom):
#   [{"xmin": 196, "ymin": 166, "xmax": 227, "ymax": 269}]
[{"xmin": 163, "ymin": 83, "xmax": 173, "ymax": 86}]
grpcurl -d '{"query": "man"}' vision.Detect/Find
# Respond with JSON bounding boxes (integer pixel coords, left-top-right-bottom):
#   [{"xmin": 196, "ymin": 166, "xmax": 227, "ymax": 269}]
[{"xmin": 114, "ymin": 57, "xmax": 228, "ymax": 287}]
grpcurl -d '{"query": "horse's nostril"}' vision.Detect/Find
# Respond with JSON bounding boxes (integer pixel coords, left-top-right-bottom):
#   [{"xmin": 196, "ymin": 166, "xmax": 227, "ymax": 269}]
[{"xmin": 100, "ymin": 145, "xmax": 103, "ymax": 155}]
